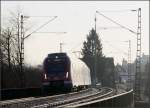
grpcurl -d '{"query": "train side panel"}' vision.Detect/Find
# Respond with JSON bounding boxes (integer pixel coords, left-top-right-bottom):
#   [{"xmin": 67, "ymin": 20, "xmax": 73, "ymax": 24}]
[{"xmin": 70, "ymin": 57, "xmax": 91, "ymax": 87}]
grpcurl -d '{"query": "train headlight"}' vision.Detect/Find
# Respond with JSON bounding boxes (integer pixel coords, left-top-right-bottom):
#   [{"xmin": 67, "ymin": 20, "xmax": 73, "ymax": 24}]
[
  {"xmin": 66, "ymin": 72, "xmax": 69, "ymax": 78},
  {"xmin": 44, "ymin": 74, "xmax": 47, "ymax": 79}
]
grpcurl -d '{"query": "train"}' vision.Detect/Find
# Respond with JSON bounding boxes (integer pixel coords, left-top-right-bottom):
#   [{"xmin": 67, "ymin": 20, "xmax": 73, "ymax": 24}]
[{"xmin": 42, "ymin": 52, "xmax": 91, "ymax": 91}]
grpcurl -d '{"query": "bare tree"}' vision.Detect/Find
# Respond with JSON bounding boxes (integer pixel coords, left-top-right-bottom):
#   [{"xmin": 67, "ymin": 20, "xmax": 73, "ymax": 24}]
[
  {"xmin": 1, "ymin": 8, "xmax": 43, "ymax": 89},
  {"xmin": 7, "ymin": 9, "xmax": 29, "ymax": 87},
  {"xmin": 1, "ymin": 27, "xmax": 21, "ymax": 88},
  {"xmin": 1, "ymin": 7, "xmax": 27, "ymax": 88},
  {"xmin": 8, "ymin": 10, "xmax": 22, "ymax": 67},
  {"xmin": 1, "ymin": 28, "xmax": 14, "ymax": 71}
]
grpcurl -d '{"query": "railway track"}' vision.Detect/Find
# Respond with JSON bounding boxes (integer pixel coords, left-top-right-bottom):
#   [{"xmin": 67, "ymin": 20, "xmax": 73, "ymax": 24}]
[
  {"xmin": 30, "ymin": 87, "xmax": 114, "ymax": 108},
  {"xmin": 1, "ymin": 87, "xmax": 115, "ymax": 108},
  {"xmin": 31, "ymin": 88, "xmax": 102, "ymax": 108},
  {"xmin": 1, "ymin": 88, "xmax": 98, "ymax": 108},
  {"xmin": 55, "ymin": 87, "xmax": 114, "ymax": 108}
]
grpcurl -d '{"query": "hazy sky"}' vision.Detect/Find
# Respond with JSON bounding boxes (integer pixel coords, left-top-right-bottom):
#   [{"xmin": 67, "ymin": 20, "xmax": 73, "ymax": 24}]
[{"xmin": 1, "ymin": 1, "xmax": 149, "ymax": 66}]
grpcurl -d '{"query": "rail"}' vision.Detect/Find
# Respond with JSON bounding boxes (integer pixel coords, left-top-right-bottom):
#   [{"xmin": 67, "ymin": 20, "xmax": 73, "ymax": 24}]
[
  {"xmin": 1, "ymin": 88, "xmax": 97, "ymax": 108},
  {"xmin": 30, "ymin": 87, "xmax": 113, "ymax": 108},
  {"xmin": 69, "ymin": 89, "xmax": 133, "ymax": 108},
  {"xmin": 1, "ymin": 87, "xmax": 118, "ymax": 108},
  {"xmin": 56, "ymin": 87, "xmax": 114, "ymax": 108}
]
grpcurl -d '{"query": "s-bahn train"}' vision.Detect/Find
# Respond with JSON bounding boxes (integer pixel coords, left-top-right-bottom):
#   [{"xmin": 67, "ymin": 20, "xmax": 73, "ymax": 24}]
[{"xmin": 42, "ymin": 53, "xmax": 91, "ymax": 91}]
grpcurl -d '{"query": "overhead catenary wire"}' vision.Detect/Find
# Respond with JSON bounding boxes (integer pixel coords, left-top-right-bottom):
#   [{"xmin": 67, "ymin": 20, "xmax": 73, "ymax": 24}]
[
  {"xmin": 98, "ymin": 26, "xmax": 123, "ymax": 30},
  {"xmin": 96, "ymin": 9, "xmax": 137, "ymax": 13},
  {"xmin": 95, "ymin": 10, "xmax": 137, "ymax": 62},
  {"xmin": 96, "ymin": 11, "xmax": 137, "ymax": 35},
  {"xmin": 68, "ymin": 42, "xmax": 83, "ymax": 52},
  {"xmin": 24, "ymin": 16, "xmax": 57, "ymax": 39},
  {"xmin": 98, "ymin": 31, "xmax": 129, "ymax": 56},
  {"xmin": 33, "ymin": 32, "xmax": 67, "ymax": 34},
  {"xmin": 24, "ymin": 16, "xmax": 57, "ymax": 18},
  {"xmin": 103, "ymin": 40, "xmax": 128, "ymax": 56},
  {"xmin": 96, "ymin": 9, "xmax": 140, "ymax": 93},
  {"xmin": 104, "ymin": 40, "xmax": 136, "ymax": 48}
]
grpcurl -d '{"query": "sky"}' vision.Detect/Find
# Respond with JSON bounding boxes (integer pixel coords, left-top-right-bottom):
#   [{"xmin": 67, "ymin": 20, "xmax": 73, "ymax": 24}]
[{"xmin": 1, "ymin": 1, "xmax": 149, "ymax": 66}]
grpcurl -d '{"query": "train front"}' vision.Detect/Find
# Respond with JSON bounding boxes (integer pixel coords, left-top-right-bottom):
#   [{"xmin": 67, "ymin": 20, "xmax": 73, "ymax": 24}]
[{"xmin": 42, "ymin": 53, "xmax": 72, "ymax": 91}]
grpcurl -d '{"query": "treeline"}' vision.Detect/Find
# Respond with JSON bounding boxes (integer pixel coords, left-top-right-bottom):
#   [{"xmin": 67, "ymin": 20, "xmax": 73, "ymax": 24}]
[
  {"xmin": 81, "ymin": 28, "xmax": 115, "ymax": 88},
  {"xmin": 1, "ymin": 64, "xmax": 42, "ymax": 89},
  {"xmin": 0, "ymin": 11, "xmax": 42, "ymax": 89},
  {"xmin": 0, "ymin": 29, "xmax": 42, "ymax": 88}
]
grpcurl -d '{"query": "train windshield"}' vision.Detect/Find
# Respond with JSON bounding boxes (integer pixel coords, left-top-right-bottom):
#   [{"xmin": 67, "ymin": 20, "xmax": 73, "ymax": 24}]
[{"xmin": 44, "ymin": 58, "xmax": 66, "ymax": 74}]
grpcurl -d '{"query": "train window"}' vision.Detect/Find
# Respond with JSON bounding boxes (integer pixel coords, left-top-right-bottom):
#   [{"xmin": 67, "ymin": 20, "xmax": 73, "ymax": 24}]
[
  {"xmin": 44, "ymin": 53, "xmax": 69, "ymax": 74},
  {"xmin": 45, "ymin": 61, "xmax": 66, "ymax": 74}
]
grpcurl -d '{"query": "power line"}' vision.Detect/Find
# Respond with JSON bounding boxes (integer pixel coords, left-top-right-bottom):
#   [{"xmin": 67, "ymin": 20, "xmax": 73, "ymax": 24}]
[
  {"xmin": 24, "ymin": 16, "xmax": 57, "ymax": 39},
  {"xmin": 34, "ymin": 32, "xmax": 67, "ymax": 34},
  {"xmin": 24, "ymin": 16, "xmax": 57, "ymax": 18},
  {"xmin": 69, "ymin": 42, "xmax": 83, "ymax": 52},
  {"xmin": 101, "ymin": 38, "xmax": 128, "ymax": 56},
  {"xmin": 96, "ymin": 9, "xmax": 137, "ymax": 13},
  {"xmin": 98, "ymin": 26, "xmax": 123, "ymax": 30},
  {"xmin": 96, "ymin": 11, "xmax": 137, "ymax": 35}
]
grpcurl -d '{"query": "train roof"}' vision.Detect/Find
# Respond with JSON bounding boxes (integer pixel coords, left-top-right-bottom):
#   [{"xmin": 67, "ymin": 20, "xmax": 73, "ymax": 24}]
[
  {"xmin": 46, "ymin": 53, "xmax": 87, "ymax": 67},
  {"xmin": 48, "ymin": 53, "xmax": 67, "ymax": 58}
]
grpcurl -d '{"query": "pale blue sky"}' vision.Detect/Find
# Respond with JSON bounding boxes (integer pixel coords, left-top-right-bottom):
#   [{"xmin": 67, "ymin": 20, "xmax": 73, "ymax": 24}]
[{"xmin": 1, "ymin": 1, "xmax": 149, "ymax": 65}]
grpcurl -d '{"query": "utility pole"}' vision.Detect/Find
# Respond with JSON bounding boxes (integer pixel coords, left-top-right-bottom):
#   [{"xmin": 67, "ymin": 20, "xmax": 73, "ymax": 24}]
[
  {"xmin": 60, "ymin": 43, "xmax": 62, "ymax": 52},
  {"xmin": 60, "ymin": 43, "xmax": 65, "ymax": 52},
  {"xmin": 94, "ymin": 13, "xmax": 97, "ymax": 86},
  {"xmin": 127, "ymin": 40, "xmax": 132, "ymax": 90},
  {"xmin": 135, "ymin": 8, "xmax": 142, "ymax": 101},
  {"xmin": 20, "ymin": 15, "xmax": 25, "ymax": 87}
]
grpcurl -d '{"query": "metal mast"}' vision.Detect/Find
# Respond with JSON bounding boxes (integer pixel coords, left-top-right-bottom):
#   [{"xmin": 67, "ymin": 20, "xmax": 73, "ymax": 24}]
[
  {"xmin": 127, "ymin": 40, "xmax": 132, "ymax": 90},
  {"xmin": 60, "ymin": 43, "xmax": 63, "ymax": 52},
  {"xmin": 20, "ymin": 15, "xmax": 25, "ymax": 87},
  {"xmin": 94, "ymin": 13, "xmax": 97, "ymax": 85},
  {"xmin": 135, "ymin": 8, "xmax": 142, "ymax": 101}
]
